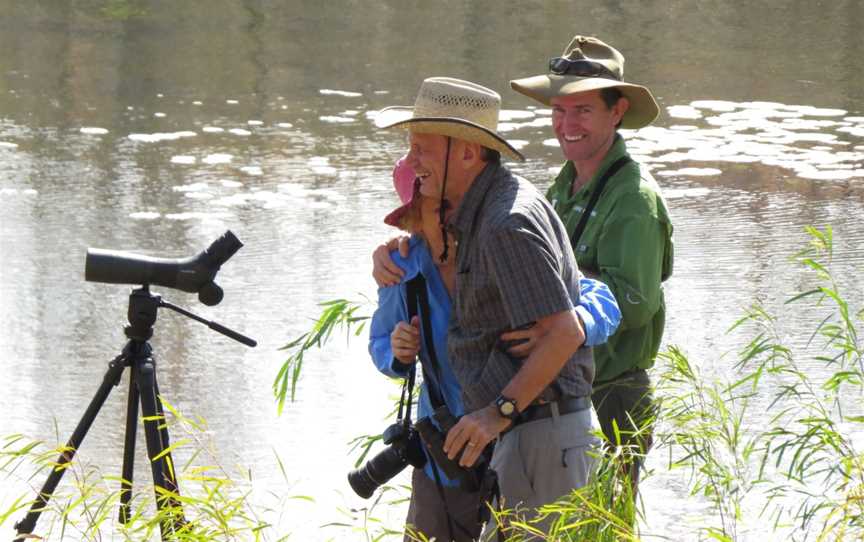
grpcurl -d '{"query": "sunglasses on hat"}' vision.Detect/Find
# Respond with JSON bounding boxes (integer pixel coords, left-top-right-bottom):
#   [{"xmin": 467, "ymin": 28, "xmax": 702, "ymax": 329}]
[{"xmin": 548, "ymin": 57, "xmax": 620, "ymax": 81}]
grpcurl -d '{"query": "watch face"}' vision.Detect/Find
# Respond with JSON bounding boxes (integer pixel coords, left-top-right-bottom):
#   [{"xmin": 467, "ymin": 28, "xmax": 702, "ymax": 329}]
[{"xmin": 499, "ymin": 399, "xmax": 515, "ymax": 416}]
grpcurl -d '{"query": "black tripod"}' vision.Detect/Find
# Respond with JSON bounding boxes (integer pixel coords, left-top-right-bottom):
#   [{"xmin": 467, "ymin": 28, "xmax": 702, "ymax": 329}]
[{"xmin": 14, "ymin": 285, "xmax": 256, "ymax": 541}]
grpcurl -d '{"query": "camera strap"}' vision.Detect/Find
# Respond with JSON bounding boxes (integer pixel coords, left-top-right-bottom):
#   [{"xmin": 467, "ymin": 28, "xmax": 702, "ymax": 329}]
[
  {"xmin": 405, "ymin": 273, "xmax": 447, "ymax": 410},
  {"xmin": 569, "ymin": 155, "xmax": 632, "ymax": 250}
]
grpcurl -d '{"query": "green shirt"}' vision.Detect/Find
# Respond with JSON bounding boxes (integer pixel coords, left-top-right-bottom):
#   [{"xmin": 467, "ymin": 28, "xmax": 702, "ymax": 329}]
[{"xmin": 546, "ymin": 135, "xmax": 674, "ymax": 383}]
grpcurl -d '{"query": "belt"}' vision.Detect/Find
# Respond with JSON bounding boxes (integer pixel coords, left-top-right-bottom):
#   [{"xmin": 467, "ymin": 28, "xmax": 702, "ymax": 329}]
[{"xmin": 514, "ymin": 396, "xmax": 592, "ymax": 427}]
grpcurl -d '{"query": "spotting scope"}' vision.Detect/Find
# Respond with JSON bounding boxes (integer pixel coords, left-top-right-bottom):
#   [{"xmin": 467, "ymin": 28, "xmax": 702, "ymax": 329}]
[{"xmin": 85, "ymin": 231, "xmax": 243, "ymax": 306}]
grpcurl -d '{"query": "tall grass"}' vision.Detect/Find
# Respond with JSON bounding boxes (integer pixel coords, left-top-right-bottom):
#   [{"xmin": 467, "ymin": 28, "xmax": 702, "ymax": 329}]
[{"xmin": 4, "ymin": 226, "xmax": 860, "ymax": 541}]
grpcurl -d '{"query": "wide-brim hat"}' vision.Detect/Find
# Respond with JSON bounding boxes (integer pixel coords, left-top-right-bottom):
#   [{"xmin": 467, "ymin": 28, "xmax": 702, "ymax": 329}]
[
  {"xmin": 375, "ymin": 77, "xmax": 525, "ymax": 161},
  {"xmin": 510, "ymin": 35, "xmax": 660, "ymax": 129},
  {"xmin": 383, "ymin": 156, "xmax": 420, "ymax": 228}
]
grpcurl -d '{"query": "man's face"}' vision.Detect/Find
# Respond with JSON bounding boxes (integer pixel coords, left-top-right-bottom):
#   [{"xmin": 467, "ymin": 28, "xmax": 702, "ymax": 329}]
[
  {"xmin": 406, "ymin": 132, "xmax": 451, "ymax": 198},
  {"xmin": 551, "ymin": 89, "xmax": 627, "ymax": 164}
]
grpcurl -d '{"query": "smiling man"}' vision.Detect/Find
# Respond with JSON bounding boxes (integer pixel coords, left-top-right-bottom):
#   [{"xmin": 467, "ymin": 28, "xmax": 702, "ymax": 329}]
[
  {"xmin": 511, "ymin": 35, "xmax": 675, "ymax": 495},
  {"xmin": 375, "ymin": 77, "xmax": 601, "ymax": 537}
]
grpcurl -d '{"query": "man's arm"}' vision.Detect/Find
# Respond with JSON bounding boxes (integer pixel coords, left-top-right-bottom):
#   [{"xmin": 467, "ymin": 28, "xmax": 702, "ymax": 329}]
[
  {"xmin": 574, "ymin": 276, "xmax": 621, "ymax": 346},
  {"xmin": 499, "ymin": 276, "xmax": 621, "ymax": 356},
  {"xmin": 597, "ymin": 200, "xmax": 666, "ymax": 331},
  {"xmin": 368, "ymin": 284, "xmax": 414, "ymax": 378},
  {"xmin": 444, "ymin": 308, "xmax": 584, "ymax": 467}
]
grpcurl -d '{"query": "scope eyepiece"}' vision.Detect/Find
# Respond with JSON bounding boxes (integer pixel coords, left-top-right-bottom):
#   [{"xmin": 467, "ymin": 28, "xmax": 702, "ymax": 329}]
[{"xmin": 85, "ymin": 230, "xmax": 243, "ymax": 306}]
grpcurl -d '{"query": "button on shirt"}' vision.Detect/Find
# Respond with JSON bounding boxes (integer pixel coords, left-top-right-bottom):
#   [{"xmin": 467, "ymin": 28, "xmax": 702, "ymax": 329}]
[{"xmin": 448, "ymin": 162, "xmax": 594, "ymax": 413}]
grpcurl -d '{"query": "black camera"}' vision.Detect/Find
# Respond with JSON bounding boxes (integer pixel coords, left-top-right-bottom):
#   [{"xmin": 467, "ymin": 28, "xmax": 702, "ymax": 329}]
[
  {"xmin": 348, "ymin": 422, "xmax": 427, "ymax": 499},
  {"xmin": 414, "ymin": 405, "xmax": 490, "ymax": 492}
]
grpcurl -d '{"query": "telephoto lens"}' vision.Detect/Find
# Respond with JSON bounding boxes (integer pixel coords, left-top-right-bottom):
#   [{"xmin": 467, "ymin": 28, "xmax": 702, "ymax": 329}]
[{"xmin": 347, "ymin": 423, "xmax": 426, "ymax": 499}]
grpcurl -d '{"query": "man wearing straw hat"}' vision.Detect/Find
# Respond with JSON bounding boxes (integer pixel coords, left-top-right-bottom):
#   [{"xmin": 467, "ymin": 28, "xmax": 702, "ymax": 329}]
[
  {"xmin": 511, "ymin": 35, "xmax": 674, "ymax": 495},
  {"xmin": 375, "ymin": 76, "xmax": 601, "ymax": 531}
]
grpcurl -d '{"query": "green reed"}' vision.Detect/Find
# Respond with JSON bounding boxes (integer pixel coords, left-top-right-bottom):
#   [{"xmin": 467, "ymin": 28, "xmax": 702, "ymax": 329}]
[{"xmin": 4, "ymin": 226, "xmax": 860, "ymax": 541}]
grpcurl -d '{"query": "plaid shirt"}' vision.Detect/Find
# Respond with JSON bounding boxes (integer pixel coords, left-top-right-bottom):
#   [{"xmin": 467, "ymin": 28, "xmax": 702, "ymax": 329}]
[{"xmin": 448, "ymin": 161, "xmax": 594, "ymax": 413}]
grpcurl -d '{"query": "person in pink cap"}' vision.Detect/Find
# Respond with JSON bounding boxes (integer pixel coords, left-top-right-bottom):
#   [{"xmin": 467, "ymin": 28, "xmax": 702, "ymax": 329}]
[{"xmin": 366, "ymin": 156, "xmax": 622, "ymax": 541}]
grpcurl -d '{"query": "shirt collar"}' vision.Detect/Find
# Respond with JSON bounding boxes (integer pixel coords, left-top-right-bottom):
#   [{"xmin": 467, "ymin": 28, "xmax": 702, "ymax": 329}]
[{"xmin": 449, "ymin": 161, "xmax": 502, "ymax": 237}]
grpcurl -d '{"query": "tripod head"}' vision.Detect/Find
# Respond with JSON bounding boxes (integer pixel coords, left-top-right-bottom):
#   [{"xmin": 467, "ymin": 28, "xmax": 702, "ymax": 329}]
[{"xmin": 85, "ymin": 230, "xmax": 242, "ymax": 306}]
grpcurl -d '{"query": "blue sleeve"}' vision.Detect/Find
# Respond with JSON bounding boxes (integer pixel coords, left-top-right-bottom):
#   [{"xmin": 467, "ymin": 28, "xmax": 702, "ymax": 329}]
[
  {"xmin": 575, "ymin": 277, "xmax": 622, "ymax": 347},
  {"xmin": 368, "ymin": 282, "xmax": 413, "ymax": 379}
]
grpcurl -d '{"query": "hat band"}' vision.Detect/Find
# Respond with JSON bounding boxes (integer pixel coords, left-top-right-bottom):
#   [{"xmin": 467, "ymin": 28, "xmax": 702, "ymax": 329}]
[{"xmin": 548, "ymin": 57, "xmax": 621, "ymax": 81}]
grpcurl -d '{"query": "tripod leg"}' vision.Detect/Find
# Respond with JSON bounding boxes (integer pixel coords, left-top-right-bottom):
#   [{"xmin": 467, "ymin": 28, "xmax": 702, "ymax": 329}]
[
  {"xmin": 14, "ymin": 355, "xmax": 127, "ymax": 541},
  {"xmin": 135, "ymin": 354, "xmax": 177, "ymax": 540},
  {"xmin": 153, "ymin": 373, "xmax": 187, "ymax": 525},
  {"xmin": 119, "ymin": 369, "xmax": 140, "ymax": 524}
]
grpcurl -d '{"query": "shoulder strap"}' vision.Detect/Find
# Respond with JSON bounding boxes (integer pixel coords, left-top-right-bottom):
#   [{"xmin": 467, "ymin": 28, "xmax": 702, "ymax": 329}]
[
  {"xmin": 570, "ymin": 156, "xmax": 632, "ymax": 249},
  {"xmin": 405, "ymin": 274, "xmax": 446, "ymax": 409}
]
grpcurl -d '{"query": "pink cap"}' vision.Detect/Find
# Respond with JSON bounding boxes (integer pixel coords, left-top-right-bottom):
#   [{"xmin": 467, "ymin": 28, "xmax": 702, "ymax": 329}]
[{"xmin": 383, "ymin": 156, "xmax": 419, "ymax": 227}]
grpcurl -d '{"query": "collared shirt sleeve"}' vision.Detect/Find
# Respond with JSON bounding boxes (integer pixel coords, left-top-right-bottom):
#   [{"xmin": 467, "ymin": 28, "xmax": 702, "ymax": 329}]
[
  {"xmin": 575, "ymin": 277, "xmax": 621, "ymax": 347},
  {"xmin": 368, "ymin": 282, "xmax": 412, "ymax": 378},
  {"xmin": 485, "ymin": 217, "xmax": 574, "ymax": 327},
  {"xmin": 597, "ymin": 193, "xmax": 666, "ymax": 330}
]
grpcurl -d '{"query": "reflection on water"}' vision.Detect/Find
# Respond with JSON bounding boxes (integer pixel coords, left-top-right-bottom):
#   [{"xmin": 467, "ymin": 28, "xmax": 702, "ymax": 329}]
[{"xmin": 2, "ymin": 1, "xmax": 864, "ymax": 540}]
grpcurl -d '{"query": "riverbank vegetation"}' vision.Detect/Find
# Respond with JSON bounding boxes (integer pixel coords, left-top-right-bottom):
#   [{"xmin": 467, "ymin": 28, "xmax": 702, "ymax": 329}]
[{"xmin": 2, "ymin": 227, "xmax": 860, "ymax": 540}]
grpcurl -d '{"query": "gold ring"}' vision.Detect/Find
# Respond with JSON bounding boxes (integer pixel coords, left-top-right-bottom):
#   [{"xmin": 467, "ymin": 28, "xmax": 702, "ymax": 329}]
[{"xmin": 467, "ymin": 442, "xmax": 476, "ymax": 447}]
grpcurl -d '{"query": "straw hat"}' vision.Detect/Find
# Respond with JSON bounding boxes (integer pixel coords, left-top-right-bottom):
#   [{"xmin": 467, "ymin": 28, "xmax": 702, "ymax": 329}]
[
  {"xmin": 375, "ymin": 77, "xmax": 525, "ymax": 161},
  {"xmin": 510, "ymin": 36, "xmax": 659, "ymax": 129}
]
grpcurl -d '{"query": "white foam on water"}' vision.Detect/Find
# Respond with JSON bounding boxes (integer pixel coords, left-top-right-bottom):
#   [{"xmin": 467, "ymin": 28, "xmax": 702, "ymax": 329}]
[
  {"xmin": 154, "ymin": 112, "xmax": 166, "ymax": 118},
  {"xmin": 669, "ymin": 125, "xmax": 699, "ymax": 131},
  {"xmin": 226, "ymin": 99, "xmax": 239, "ymax": 104},
  {"xmin": 80, "ymin": 127, "xmax": 109, "ymax": 135},
  {"xmin": 509, "ymin": 139, "xmax": 529, "ymax": 150},
  {"xmin": 239, "ymin": 166, "xmax": 263, "ymax": 176},
  {"xmin": 541, "ymin": 138, "xmax": 559, "ymax": 147},
  {"xmin": 0, "ymin": 141, "xmax": 18, "ymax": 148},
  {"xmin": 277, "ymin": 122, "xmax": 294, "ymax": 128},
  {"xmin": 374, "ymin": 90, "xmax": 390, "ymax": 95},
  {"xmin": 340, "ymin": 110, "xmax": 361, "ymax": 116},
  {"xmin": 534, "ymin": 109, "xmax": 553, "ymax": 116},
  {"xmin": 312, "ymin": 166, "xmax": 338, "ymax": 175},
  {"xmin": 156, "ymin": 93, "xmax": 163, "ymax": 98},
  {"xmin": 667, "ymin": 105, "xmax": 702, "ymax": 119},
  {"xmin": 247, "ymin": 120, "xmax": 264, "ymax": 126},
  {"xmin": 128, "ymin": 131, "xmax": 196, "ymax": 142},
  {"xmin": 165, "ymin": 212, "xmax": 225, "ymax": 220},
  {"xmin": 498, "ymin": 109, "xmax": 535, "ymax": 121},
  {"xmin": 229, "ymin": 128, "xmax": 252, "ymax": 136},
  {"xmin": 661, "ymin": 187, "xmax": 713, "ymax": 198},
  {"xmin": 656, "ymin": 168, "xmax": 722, "ymax": 177},
  {"xmin": 192, "ymin": 101, "xmax": 203, "ymax": 105},
  {"xmin": 844, "ymin": 116, "xmax": 864, "ymax": 123},
  {"xmin": 173, "ymin": 182, "xmax": 209, "ymax": 192},
  {"xmin": 797, "ymin": 169, "xmax": 860, "ymax": 180},
  {"xmin": 184, "ymin": 192, "xmax": 213, "ymax": 200},
  {"xmin": 0, "ymin": 188, "xmax": 36, "ymax": 195},
  {"xmin": 220, "ymin": 179, "xmax": 243, "ymax": 188},
  {"xmin": 130, "ymin": 211, "xmax": 161, "ymax": 219},
  {"xmin": 791, "ymin": 105, "xmax": 847, "ymax": 117},
  {"xmin": 202, "ymin": 153, "xmax": 233, "ymax": 164},
  {"xmin": 202, "ymin": 126, "xmax": 224, "ymax": 133},
  {"xmin": 838, "ymin": 126, "xmax": 864, "ymax": 137},
  {"xmin": 320, "ymin": 116, "xmax": 354, "ymax": 124},
  {"xmin": 319, "ymin": 89, "xmax": 363, "ymax": 97},
  {"xmin": 170, "ymin": 155, "xmax": 196, "ymax": 164},
  {"xmin": 690, "ymin": 100, "xmax": 738, "ymax": 111},
  {"xmin": 781, "ymin": 118, "xmax": 843, "ymax": 130}
]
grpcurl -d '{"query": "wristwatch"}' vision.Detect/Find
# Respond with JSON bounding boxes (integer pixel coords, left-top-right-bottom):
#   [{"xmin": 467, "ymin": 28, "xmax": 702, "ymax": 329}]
[{"xmin": 494, "ymin": 394, "xmax": 519, "ymax": 422}]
